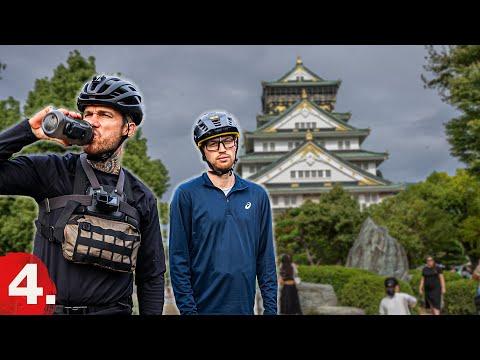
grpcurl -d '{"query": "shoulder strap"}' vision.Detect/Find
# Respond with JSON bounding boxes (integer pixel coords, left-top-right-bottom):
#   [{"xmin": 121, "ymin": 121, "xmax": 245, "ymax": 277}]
[
  {"xmin": 73, "ymin": 154, "xmax": 89, "ymax": 195},
  {"xmin": 116, "ymin": 169, "xmax": 125, "ymax": 196},
  {"xmin": 80, "ymin": 153, "xmax": 101, "ymax": 190},
  {"xmin": 53, "ymin": 200, "xmax": 81, "ymax": 243},
  {"xmin": 40, "ymin": 154, "xmax": 140, "ymax": 223}
]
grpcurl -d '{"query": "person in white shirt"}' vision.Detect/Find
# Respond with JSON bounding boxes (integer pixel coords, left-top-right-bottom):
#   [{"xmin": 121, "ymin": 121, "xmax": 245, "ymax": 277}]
[{"xmin": 379, "ymin": 277, "xmax": 417, "ymax": 315}]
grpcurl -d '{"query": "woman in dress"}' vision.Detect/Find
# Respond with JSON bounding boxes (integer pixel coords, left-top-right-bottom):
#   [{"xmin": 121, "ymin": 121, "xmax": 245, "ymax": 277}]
[
  {"xmin": 419, "ymin": 256, "xmax": 446, "ymax": 315},
  {"xmin": 279, "ymin": 254, "xmax": 302, "ymax": 315}
]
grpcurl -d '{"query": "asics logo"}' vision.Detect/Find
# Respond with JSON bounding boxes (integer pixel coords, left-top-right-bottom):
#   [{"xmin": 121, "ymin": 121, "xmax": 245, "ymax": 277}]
[{"xmin": 245, "ymin": 202, "xmax": 252, "ymax": 210}]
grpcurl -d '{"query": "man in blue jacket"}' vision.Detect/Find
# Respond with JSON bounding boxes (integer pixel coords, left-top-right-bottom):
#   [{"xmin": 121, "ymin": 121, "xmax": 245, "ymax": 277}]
[{"xmin": 169, "ymin": 111, "xmax": 278, "ymax": 315}]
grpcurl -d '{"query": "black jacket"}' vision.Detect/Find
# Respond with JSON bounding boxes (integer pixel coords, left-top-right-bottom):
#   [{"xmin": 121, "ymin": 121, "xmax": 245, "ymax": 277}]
[{"xmin": 0, "ymin": 119, "xmax": 166, "ymax": 315}]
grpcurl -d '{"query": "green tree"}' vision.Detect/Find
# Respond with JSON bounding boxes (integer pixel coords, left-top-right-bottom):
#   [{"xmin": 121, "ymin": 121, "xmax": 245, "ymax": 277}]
[
  {"xmin": 21, "ymin": 49, "xmax": 96, "ymax": 155},
  {"xmin": 423, "ymin": 45, "xmax": 480, "ymax": 176},
  {"xmin": 275, "ymin": 185, "xmax": 366, "ymax": 265},
  {"xmin": 158, "ymin": 201, "xmax": 169, "ymax": 226},
  {"xmin": 0, "ymin": 96, "xmax": 21, "ymax": 130},
  {"xmin": 368, "ymin": 169, "xmax": 480, "ymax": 267},
  {"xmin": 0, "ymin": 66, "xmax": 37, "ymax": 256}
]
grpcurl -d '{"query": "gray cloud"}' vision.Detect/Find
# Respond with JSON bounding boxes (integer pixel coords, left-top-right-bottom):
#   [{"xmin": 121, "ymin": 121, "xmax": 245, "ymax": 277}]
[{"xmin": 0, "ymin": 45, "xmax": 464, "ymax": 200}]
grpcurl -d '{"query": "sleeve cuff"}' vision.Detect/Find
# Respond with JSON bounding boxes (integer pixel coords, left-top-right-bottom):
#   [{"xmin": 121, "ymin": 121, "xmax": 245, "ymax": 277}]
[{"xmin": 20, "ymin": 119, "xmax": 38, "ymax": 143}]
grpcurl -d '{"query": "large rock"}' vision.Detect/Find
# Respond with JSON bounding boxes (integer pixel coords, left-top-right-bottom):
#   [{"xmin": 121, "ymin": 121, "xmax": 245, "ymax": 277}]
[
  {"xmin": 346, "ymin": 217, "xmax": 409, "ymax": 281},
  {"xmin": 297, "ymin": 282, "xmax": 338, "ymax": 314}
]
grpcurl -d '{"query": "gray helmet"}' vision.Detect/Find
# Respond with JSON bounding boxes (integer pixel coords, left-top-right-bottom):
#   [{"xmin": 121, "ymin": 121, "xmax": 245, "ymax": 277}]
[{"xmin": 193, "ymin": 111, "xmax": 240, "ymax": 147}]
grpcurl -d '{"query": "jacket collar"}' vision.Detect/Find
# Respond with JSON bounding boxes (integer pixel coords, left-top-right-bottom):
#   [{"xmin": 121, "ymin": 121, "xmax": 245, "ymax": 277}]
[{"xmin": 201, "ymin": 172, "xmax": 249, "ymax": 192}]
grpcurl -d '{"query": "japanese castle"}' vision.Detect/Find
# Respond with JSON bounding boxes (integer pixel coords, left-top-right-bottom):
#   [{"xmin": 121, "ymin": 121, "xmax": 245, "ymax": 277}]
[{"xmin": 237, "ymin": 57, "xmax": 404, "ymax": 211}]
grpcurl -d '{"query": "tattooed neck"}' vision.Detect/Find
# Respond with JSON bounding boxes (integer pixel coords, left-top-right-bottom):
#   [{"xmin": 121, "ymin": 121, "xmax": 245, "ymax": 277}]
[{"xmin": 87, "ymin": 152, "xmax": 121, "ymax": 175}]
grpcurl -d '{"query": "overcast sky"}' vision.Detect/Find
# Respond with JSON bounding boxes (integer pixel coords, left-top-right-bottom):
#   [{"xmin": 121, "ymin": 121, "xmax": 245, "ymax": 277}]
[{"xmin": 0, "ymin": 45, "xmax": 463, "ymax": 201}]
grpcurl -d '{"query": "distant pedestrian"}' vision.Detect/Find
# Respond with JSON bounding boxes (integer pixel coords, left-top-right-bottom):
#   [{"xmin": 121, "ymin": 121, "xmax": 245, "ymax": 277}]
[
  {"xmin": 419, "ymin": 256, "xmax": 446, "ymax": 315},
  {"xmin": 379, "ymin": 277, "xmax": 417, "ymax": 315},
  {"xmin": 279, "ymin": 254, "xmax": 302, "ymax": 315},
  {"xmin": 472, "ymin": 262, "xmax": 480, "ymax": 315}
]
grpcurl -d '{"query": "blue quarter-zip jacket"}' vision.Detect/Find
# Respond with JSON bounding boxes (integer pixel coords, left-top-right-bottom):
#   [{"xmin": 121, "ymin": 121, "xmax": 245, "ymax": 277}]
[{"xmin": 169, "ymin": 172, "xmax": 277, "ymax": 315}]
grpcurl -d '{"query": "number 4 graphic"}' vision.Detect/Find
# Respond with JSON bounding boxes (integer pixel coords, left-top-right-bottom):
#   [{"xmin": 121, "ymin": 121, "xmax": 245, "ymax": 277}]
[{"xmin": 8, "ymin": 264, "xmax": 44, "ymax": 305}]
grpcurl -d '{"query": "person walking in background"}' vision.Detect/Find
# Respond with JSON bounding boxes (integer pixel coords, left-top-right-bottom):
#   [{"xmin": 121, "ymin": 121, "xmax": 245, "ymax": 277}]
[
  {"xmin": 279, "ymin": 254, "xmax": 302, "ymax": 315},
  {"xmin": 472, "ymin": 262, "xmax": 480, "ymax": 315},
  {"xmin": 379, "ymin": 277, "xmax": 417, "ymax": 315},
  {"xmin": 419, "ymin": 256, "xmax": 446, "ymax": 315}
]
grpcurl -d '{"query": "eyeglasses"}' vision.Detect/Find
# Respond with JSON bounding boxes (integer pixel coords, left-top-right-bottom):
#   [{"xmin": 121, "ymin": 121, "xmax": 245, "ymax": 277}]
[{"xmin": 204, "ymin": 136, "xmax": 237, "ymax": 151}]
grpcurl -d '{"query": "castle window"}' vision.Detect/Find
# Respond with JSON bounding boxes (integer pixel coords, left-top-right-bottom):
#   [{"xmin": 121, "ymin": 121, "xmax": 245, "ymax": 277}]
[
  {"xmin": 263, "ymin": 143, "xmax": 268, "ymax": 152},
  {"xmin": 272, "ymin": 196, "xmax": 278, "ymax": 206},
  {"xmin": 318, "ymin": 170, "xmax": 324, "ymax": 178},
  {"xmin": 325, "ymin": 170, "xmax": 331, "ymax": 178},
  {"xmin": 305, "ymin": 171, "xmax": 310, "ymax": 178},
  {"xmin": 291, "ymin": 170, "xmax": 296, "ymax": 178},
  {"xmin": 298, "ymin": 170, "xmax": 304, "ymax": 178},
  {"xmin": 338, "ymin": 140, "xmax": 344, "ymax": 150},
  {"xmin": 284, "ymin": 196, "xmax": 290, "ymax": 206},
  {"xmin": 291, "ymin": 196, "xmax": 297, "ymax": 205},
  {"xmin": 270, "ymin": 142, "xmax": 275, "ymax": 151},
  {"xmin": 295, "ymin": 123, "xmax": 300, "ymax": 129},
  {"xmin": 288, "ymin": 142, "xmax": 293, "ymax": 150},
  {"xmin": 345, "ymin": 140, "xmax": 351, "ymax": 149}
]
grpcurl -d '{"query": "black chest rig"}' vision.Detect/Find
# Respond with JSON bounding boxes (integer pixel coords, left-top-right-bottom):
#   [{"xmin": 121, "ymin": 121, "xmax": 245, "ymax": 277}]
[{"xmin": 37, "ymin": 154, "xmax": 141, "ymax": 273}]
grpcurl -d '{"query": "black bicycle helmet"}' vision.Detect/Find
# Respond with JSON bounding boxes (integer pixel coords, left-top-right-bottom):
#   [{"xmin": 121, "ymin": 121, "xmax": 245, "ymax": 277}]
[{"xmin": 77, "ymin": 74, "xmax": 144, "ymax": 125}]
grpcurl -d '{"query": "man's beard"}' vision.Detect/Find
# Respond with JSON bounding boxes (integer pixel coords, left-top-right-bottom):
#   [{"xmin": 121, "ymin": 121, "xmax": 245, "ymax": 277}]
[
  {"xmin": 211, "ymin": 156, "xmax": 234, "ymax": 171},
  {"xmin": 84, "ymin": 131, "xmax": 123, "ymax": 158},
  {"xmin": 207, "ymin": 155, "xmax": 237, "ymax": 176}
]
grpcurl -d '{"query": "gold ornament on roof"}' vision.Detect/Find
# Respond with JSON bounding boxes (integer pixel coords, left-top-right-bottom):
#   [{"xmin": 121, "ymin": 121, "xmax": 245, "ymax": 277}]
[
  {"xmin": 301, "ymin": 88, "xmax": 308, "ymax": 100},
  {"xmin": 306, "ymin": 129, "xmax": 313, "ymax": 141},
  {"xmin": 296, "ymin": 56, "xmax": 303, "ymax": 65}
]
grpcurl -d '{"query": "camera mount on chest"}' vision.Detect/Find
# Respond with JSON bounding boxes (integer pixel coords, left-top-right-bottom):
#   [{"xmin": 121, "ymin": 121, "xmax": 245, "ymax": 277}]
[{"xmin": 87, "ymin": 185, "xmax": 125, "ymax": 219}]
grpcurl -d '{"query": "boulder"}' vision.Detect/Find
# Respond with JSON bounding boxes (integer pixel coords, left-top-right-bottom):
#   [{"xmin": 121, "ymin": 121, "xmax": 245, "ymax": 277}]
[
  {"xmin": 297, "ymin": 282, "xmax": 338, "ymax": 314},
  {"xmin": 313, "ymin": 306, "xmax": 365, "ymax": 315},
  {"xmin": 346, "ymin": 217, "xmax": 410, "ymax": 281}
]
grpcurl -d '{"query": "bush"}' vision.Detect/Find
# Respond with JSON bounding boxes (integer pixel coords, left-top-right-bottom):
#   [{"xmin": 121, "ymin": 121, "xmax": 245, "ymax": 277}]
[
  {"xmin": 443, "ymin": 280, "xmax": 478, "ymax": 315},
  {"xmin": 338, "ymin": 274, "xmax": 415, "ymax": 315},
  {"xmin": 298, "ymin": 265, "xmax": 417, "ymax": 315},
  {"xmin": 409, "ymin": 269, "xmax": 423, "ymax": 297},
  {"xmin": 298, "ymin": 265, "xmax": 372, "ymax": 294}
]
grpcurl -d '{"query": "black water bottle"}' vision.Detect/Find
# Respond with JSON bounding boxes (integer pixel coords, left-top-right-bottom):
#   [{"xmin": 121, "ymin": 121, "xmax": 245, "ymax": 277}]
[{"xmin": 41, "ymin": 110, "xmax": 93, "ymax": 145}]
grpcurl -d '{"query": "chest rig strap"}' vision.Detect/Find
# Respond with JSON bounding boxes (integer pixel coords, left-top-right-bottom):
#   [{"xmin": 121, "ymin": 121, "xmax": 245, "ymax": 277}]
[{"xmin": 38, "ymin": 154, "xmax": 141, "ymax": 244}]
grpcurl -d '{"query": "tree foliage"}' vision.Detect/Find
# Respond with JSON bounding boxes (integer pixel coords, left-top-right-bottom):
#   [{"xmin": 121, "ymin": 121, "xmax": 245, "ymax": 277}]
[
  {"xmin": 423, "ymin": 45, "xmax": 480, "ymax": 176},
  {"xmin": 275, "ymin": 185, "xmax": 366, "ymax": 265},
  {"xmin": 367, "ymin": 169, "xmax": 480, "ymax": 267}
]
